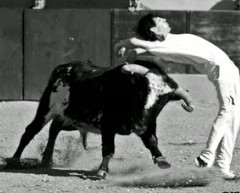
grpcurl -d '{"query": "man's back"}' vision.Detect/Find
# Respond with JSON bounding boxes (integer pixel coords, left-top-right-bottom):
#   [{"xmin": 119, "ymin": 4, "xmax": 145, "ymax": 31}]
[{"xmin": 148, "ymin": 33, "xmax": 236, "ymax": 81}]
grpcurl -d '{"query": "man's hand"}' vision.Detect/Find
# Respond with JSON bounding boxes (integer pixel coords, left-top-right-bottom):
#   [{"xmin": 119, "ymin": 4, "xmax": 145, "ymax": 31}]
[
  {"xmin": 115, "ymin": 46, "xmax": 136, "ymax": 62},
  {"xmin": 118, "ymin": 47, "xmax": 127, "ymax": 58},
  {"xmin": 117, "ymin": 47, "xmax": 137, "ymax": 63},
  {"xmin": 114, "ymin": 43, "xmax": 147, "ymax": 62}
]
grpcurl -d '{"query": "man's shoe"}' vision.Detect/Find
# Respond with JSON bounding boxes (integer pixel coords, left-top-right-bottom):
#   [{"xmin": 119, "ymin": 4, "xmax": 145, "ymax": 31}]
[
  {"xmin": 221, "ymin": 170, "xmax": 240, "ymax": 180},
  {"xmin": 195, "ymin": 156, "xmax": 208, "ymax": 168}
]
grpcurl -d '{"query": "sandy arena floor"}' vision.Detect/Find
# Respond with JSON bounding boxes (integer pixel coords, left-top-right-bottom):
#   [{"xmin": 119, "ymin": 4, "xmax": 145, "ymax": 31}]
[{"xmin": 0, "ymin": 99, "xmax": 239, "ymax": 193}]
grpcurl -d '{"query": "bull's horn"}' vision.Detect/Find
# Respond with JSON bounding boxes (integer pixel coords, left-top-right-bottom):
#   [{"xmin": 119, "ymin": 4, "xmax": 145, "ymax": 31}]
[
  {"xmin": 121, "ymin": 63, "xmax": 149, "ymax": 75},
  {"xmin": 175, "ymin": 88, "xmax": 194, "ymax": 112}
]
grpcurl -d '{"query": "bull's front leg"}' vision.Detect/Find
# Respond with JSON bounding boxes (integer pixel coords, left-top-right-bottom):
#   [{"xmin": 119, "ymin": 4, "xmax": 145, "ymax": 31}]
[
  {"xmin": 98, "ymin": 125, "xmax": 116, "ymax": 179},
  {"xmin": 140, "ymin": 122, "xmax": 171, "ymax": 169}
]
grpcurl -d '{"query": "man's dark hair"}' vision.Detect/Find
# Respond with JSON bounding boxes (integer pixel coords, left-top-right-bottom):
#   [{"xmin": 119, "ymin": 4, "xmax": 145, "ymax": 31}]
[{"xmin": 136, "ymin": 14, "xmax": 165, "ymax": 41}]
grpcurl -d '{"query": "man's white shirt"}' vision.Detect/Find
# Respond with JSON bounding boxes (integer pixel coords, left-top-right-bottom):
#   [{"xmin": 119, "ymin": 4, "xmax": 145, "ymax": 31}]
[{"xmin": 147, "ymin": 34, "xmax": 237, "ymax": 82}]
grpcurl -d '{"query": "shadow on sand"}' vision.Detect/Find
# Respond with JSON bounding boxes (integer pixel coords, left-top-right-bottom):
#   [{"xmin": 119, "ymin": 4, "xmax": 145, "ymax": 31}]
[
  {"xmin": 0, "ymin": 157, "xmax": 220, "ymax": 188},
  {"xmin": 0, "ymin": 157, "xmax": 103, "ymax": 181}
]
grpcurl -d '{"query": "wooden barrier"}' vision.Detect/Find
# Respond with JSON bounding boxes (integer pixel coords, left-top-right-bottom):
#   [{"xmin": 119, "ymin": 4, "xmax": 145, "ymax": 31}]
[
  {"xmin": 24, "ymin": 9, "xmax": 111, "ymax": 100},
  {"xmin": 0, "ymin": 0, "xmax": 128, "ymax": 9},
  {"xmin": 190, "ymin": 11, "xmax": 240, "ymax": 67},
  {"xmin": 0, "ymin": 9, "xmax": 23, "ymax": 100},
  {"xmin": 0, "ymin": 9, "xmax": 239, "ymax": 100}
]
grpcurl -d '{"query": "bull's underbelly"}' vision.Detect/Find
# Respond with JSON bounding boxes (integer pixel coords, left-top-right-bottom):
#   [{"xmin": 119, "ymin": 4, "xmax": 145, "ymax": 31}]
[
  {"xmin": 61, "ymin": 115, "xmax": 102, "ymax": 134},
  {"xmin": 55, "ymin": 114, "xmax": 135, "ymax": 135}
]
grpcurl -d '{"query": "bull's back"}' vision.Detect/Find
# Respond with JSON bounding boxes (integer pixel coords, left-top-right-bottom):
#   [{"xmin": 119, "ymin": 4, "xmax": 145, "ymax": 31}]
[{"xmin": 46, "ymin": 61, "xmax": 150, "ymax": 135}]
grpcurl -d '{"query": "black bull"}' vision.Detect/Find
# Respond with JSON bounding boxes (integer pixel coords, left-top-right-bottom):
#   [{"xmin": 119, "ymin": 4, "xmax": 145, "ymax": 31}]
[{"xmin": 10, "ymin": 60, "xmax": 194, "ymax": 178}]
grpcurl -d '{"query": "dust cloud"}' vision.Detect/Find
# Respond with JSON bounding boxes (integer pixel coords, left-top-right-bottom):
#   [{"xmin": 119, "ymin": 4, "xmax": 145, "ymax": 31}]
[{"xmin": 107, "ymin": 164, "xmax": 216, "ymax": 188}]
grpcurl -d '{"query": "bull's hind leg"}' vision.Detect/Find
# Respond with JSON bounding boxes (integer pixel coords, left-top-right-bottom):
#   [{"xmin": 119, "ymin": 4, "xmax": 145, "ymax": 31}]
[
  {"xmin": 140, "ymin": 121, "xmax": 171, "ymax": 169},
  {"xmin": 41, "ymin": 116, "xmax": 63, "ymax": 166},
  {"xmin": 42, "ymin": 117, "xmax": 88, "ymax": 166},
  {"xmin": 12, "ymin": 88, "xmax": 52, "ymax": 160}
]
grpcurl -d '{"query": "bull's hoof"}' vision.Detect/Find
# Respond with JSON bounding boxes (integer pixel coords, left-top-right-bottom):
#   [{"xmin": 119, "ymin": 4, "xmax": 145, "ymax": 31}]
[
  {"xmin": 153, "ymin": 156, "xmax": 171, "ymax": 169},
  {"xmin": 97, "ymin": 170, "xmax": 108, "ymax": 179},
  {"xmin": 5, "ymin": 158, "xmax": 40, "ymax": 169},
  {"xmin": 40, "ymin": 160, "xmax": 53, "ymax": 168},
  {"xmin": 5, "ymin": 157, "xmax": 21, "ymax": 168}
]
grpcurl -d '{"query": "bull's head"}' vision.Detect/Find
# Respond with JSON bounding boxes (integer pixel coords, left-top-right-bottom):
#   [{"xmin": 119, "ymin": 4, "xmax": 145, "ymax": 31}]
[{"xmin": 121, "ymin": 63, "xmax": 194, "ymax": 112}]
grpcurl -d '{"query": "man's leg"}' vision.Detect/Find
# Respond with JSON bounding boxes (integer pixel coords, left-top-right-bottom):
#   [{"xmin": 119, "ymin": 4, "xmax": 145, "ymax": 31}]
[
  {"xmin": 215, "ymin": 74, "xmax": 240, "ymax": 179},
  {"xmin": 195, "ymin": 80, "xmax": 235, "ymax": 168},
  {"xmin": 215, "ymin": 115, "xmax": 239, "ymax": 179}
]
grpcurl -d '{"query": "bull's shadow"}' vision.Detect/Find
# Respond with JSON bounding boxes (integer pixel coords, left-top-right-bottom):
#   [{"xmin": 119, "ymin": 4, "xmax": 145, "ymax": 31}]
[
  {"xmin": 0, "ymin": 160, "xmax": 213, "ymax": 188},
  {"xmin": 0, "ymin": 157, "xmax": 217, "ymax": 188},
  {"xmin": 0, "ymin": 158, "xmax": 103, "ymax": 181}
]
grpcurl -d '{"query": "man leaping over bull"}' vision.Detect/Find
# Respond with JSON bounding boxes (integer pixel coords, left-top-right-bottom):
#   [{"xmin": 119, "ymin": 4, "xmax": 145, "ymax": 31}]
[{"xmin": 114, "ymin": 13, "xmax": 240, "ymax": 180}]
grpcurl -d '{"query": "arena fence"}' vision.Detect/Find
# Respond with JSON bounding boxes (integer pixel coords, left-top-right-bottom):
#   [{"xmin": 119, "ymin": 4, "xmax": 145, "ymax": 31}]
[{"xmin": 0, "ymin": 9, "xmax": 239, "ymax": 100}]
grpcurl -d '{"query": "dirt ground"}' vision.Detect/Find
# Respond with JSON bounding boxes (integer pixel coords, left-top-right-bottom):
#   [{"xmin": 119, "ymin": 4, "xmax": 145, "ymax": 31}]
[{"xmin": 0, "ymin": 98, "xmax": 240, "ymax": 193}]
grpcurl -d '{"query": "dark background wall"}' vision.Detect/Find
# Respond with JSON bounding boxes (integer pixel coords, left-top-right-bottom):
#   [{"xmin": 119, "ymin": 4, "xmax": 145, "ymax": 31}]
[
  {"xmin": 0, "ymin": 0, "xmax": 129, "ymax": 9},
  {"xmin": 0, "ymin": 0, "xmax": 237, "ymax": 10},
  {"xmin": 0, "ymin": 9, "xmax": 240, "ymax": 100},
  {"xmin": 190, "ymin": 11, "xmax": 240, "ymax": 64},
  {"xmin": 0, "ymin": 9, "xmax": 23, "ymax": 100},
  {"xmin": 24, "ymin": 9, "xmax": 111, "ymax": 100}
]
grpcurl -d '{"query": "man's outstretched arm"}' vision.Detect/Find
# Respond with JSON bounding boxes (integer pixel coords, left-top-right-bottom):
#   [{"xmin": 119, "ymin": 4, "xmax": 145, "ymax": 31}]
[{"xmin": 114, "ymin": 37, "xmax": 160, "ymax": 52}]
